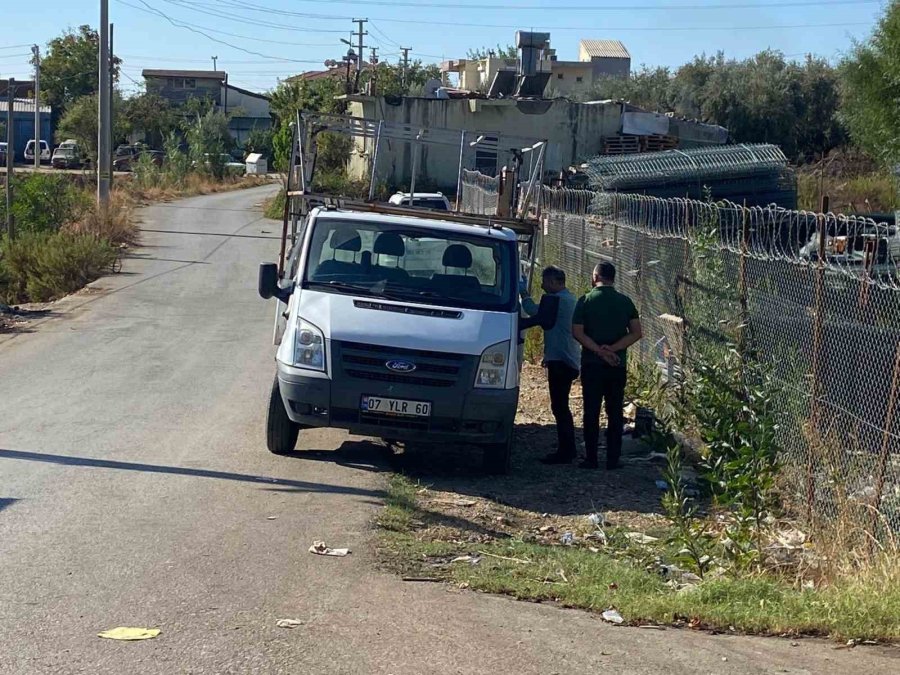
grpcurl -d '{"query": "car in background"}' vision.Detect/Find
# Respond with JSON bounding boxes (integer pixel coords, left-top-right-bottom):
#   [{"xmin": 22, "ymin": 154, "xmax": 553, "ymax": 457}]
[
  {"xmin": 0, "ymin": 142, "xmax": 7, "ymax": 165},
  {"xmin": 388, "ymin": 192, "xmax": 452, "ymax": 211},
  {"xmin": 113, "ymin": 149, "xmax": 164, "ymax": 172},
  {"xmin": 50, "ymin": 145, "xmax": 84, "ymax": 169},
  {"xmin": 24, "ymin": 140, "xmax": 51, "ymax": 163},
  {"xmin": 194, "ymin": 153, "xmax": 246, "ymax": 176}
]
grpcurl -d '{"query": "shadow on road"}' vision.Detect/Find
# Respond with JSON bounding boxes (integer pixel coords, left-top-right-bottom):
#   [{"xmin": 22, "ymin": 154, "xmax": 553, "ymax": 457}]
[
  {"xmin": 0, "ymin": 448, "xmax": 384, "ymax": 498},
  {"xmin": 0, "ymin": 498, "xmax": 19, "ymax": 513}
]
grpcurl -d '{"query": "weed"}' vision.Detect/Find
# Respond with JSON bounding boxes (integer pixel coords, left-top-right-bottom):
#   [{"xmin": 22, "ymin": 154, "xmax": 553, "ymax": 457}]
[{"xmin": 661, "ymin": 445, "xmax": 716, "ymax": 578}]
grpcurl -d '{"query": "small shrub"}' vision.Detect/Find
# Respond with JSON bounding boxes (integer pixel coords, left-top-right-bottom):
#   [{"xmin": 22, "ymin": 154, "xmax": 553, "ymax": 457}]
[
  {"xmin": 1, "ymin": 231, "xmax": 116, "ymax": 303},
  {"xmin": 0, "ymin": 173, "xmax": 90, "ymax": 235},
  {"xmin": 264, "ymin": 189, "xmax": 286, "ymax": 220}
]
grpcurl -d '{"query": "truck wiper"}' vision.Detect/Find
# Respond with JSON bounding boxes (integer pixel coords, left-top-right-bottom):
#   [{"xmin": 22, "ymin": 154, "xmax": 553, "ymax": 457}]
[{"xmin": 311, "ymin": 280, "xmax": 406, "ymax": 300}]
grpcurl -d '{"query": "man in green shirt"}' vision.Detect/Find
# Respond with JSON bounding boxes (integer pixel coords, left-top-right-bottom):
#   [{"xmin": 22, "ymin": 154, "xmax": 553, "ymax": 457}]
[{"xmin": 572, "ymin": 262, "xmax": 643, "ymax": 470}]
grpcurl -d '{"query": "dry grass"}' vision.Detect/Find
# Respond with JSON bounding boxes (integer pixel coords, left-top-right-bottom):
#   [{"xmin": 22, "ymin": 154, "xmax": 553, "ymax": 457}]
[
  {"xmin": 124, "ymin": 174, "xmax": 270, "ymax": 204},
  {"xmin": 66, "ymin": 191, "xmax": 137, "ymax": 246}
]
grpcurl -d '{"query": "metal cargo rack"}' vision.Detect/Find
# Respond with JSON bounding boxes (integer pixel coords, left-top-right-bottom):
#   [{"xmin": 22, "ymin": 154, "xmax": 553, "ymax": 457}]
[{"xmin": 276, "ymin": 111, "xmax": 548, "ymax": 277}]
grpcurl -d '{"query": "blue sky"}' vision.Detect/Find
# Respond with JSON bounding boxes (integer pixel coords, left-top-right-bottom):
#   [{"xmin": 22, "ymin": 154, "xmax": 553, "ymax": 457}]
[{"xmin": 0, "ymin": 0, "xmax": 888, "ymax": 94}]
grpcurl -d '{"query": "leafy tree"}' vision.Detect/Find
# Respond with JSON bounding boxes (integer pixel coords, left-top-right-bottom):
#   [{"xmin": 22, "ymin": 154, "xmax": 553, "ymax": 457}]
[
  {"xmin": 363, "ymin": 61, "xmax": 442, "ymax": 97},
  {"xmin": 840, "ymin": 2, "xmax": 900, "ymax": 167},
  {"xmin": 466, "ymin": 45, "xmax": 517, "ymax": 60},
  {"xmin": 244, "ymin": 127, "xmax": 274, "ymax": 159},
  {"xmin": 57, "ymin": 92, "xmax": 126, "ymax": 160},
  {"xmin": 269, "ymin": 77, "xmax": 347, "ymax": 171},
  {"xmin": 184, "ymin": 109, "xmax": 234, "ymax": 178},
  {"xmin": 41, "ymin": 25, "xmax": 121, "ymax": 114},
  {"xmin": 120, "ymin": 92, "xmax": 178, "ymax": 148}
]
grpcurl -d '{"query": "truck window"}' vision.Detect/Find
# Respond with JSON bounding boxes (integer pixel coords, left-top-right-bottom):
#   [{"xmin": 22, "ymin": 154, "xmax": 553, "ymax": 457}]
[{"xmin": 304, "ymin": 219, "xmax": 515, "ymax": 312}]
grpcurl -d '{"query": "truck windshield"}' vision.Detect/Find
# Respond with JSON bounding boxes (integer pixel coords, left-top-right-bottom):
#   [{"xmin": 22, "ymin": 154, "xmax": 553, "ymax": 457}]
[{"xmin": 304, "ymin": 218, "xmax": 516, "ymax": 311}]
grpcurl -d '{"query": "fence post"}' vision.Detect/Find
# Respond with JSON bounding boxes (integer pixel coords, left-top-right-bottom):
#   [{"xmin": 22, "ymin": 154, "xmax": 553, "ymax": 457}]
[
  {"xmin": 807, "ymin": 194, "xmax": 830, "ymax": 522},
  {"xmin": 871, "ymin": 342, "xmax": 900, "ymax": 546},
  {"xmin": 612, "ymin": 193, "xmax": 620, "ymax": 270},
  {"xmin": 738, "ymin": 201, "xmax": 750, "ymax": 365},
  {"xmin": 580, "ymin": 216, "xmax": 587, "ymax": 281}
]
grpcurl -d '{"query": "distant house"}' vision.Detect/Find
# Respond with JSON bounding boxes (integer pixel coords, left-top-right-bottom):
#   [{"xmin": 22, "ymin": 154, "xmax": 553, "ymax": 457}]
[
  {"xmin": 442, "ymin": 37, "xmax": 630, "ymax": 98},
  {"xmin": 141, "ymin": 69, "xmax": 272, "ymax": 145},
  {"xmin": 0, "ymin": 98, "xmax": 52, "ymax": 161},
  {"xmin": 0, "ymin": 79, "xmax": 37, "ymax": 100}
]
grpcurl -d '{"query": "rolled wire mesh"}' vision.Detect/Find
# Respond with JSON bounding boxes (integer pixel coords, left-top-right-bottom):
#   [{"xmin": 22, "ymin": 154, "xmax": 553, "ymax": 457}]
[{"xmin": 460, "ymin": 171, "xmax": 900, "ymax": 535}]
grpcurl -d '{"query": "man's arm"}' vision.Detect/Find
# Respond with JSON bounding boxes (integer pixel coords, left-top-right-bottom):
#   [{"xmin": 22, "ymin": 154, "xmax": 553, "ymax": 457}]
[
  {"xmin": 573, "ymin": 324, "xmax": 619, "ymax": 366},
  {"xmin": 520, "ymin": 293, "xmax": 539, "ymax": 318},
  {"xmin": 606, "ymin": 318, "xmax": 643, "ymax": 353},
  {"xmin": 520, "ymin": 294, "xmax": 560, "ymax": 331}
]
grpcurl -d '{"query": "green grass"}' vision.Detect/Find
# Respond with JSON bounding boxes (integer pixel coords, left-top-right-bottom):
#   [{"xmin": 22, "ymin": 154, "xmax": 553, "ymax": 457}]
[
  {"xmin": 263, "ymin": 188, "xmax": 286, "ymax": 221},
  {"xmin": 797, "ymin": 170, "xmax": 898, "ymax": 213},
  {"xmin": 378, "ymin": 475, "xmax": 900, "ymax": 641}
]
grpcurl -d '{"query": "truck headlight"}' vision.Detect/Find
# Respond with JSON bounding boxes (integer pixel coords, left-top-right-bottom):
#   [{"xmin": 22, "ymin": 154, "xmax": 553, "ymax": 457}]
[
  {"xmin": 294, "ymin": 318, "xmax": 326, "ymax": 371},
  {"xmin": 475, "ymin": 341, "xmax": 510, "ymax": 389}
]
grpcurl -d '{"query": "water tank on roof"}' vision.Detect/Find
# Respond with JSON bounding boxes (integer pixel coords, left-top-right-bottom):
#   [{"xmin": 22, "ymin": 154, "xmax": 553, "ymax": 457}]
[{"xmin": 515, "ymin": 31, "xmax": 550, "ymax": 76}]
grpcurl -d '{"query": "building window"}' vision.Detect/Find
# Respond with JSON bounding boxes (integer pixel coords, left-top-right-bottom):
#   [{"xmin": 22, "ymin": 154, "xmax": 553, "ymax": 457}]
[
  {"xmin": 184, "ymin": 78, "xmax": 196, "ymax": 89},
  {"xmin": 557, "ymin": 73, "xmax": 564, "ymax": 80},
  {"xmin": 576, "ymin": 76, "xmax": 583, "ymax": 83},
  {"xmin": 474, "ymin": 134, "xmax": 498, "ymax": 176}
]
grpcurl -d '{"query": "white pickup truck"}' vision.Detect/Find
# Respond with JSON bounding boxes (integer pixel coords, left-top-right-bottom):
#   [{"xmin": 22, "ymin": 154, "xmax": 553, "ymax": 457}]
[{"xmin": 259, "ymin": 204, "xmax": 524, "ymax": 473}]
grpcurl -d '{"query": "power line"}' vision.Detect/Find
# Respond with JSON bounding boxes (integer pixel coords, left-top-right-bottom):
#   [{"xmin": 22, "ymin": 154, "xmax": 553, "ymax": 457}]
[
  {"xmin": 159, "ymin": 0, "xmax": 877, "ymax": 32},
  {"xmin": 0, "ymin": 44, "xmax": 33, "ymax": 51},
  {"xmin": 118, "ymin": 0, "xmax": 341, "ymax": 61},
  {"xmin": 191, "ymin": 0, "xmax": 880, "ymax": 14},
  {"xmin": 156, "ymin": 0, "xmax": 346, "ymax": 31}
]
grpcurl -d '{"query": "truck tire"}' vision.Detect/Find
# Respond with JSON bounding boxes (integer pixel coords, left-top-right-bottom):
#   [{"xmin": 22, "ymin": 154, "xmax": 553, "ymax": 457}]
[
  {"xmin": 481, "ymin": 436, "xmax": 513, "ymax": 475},
  {"xmin": 266, "ymin": 377, "xmax": 299, "ymax": 455}
]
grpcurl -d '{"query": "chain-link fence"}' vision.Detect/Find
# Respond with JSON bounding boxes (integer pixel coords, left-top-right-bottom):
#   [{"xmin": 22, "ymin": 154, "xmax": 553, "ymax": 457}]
[{"xmin": 462, "ymin": 172, "xmax": 900, "ymax": 536}]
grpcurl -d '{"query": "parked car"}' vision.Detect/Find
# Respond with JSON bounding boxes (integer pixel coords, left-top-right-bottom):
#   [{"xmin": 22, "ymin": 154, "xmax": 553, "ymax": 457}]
[
  {"xmin": 24, "ymin": 139, "xmax": 51, "ymax": 163},
  {"xmin": 388, "ymin": 192, "xmax": 452, "ymax": 211},
  {"xmin": 113, "ymin": 149, "xmax": 164, "ymax": 172},
  {"xmin": 0, "ymin": 142, "xmax": 7, "ymax": 165},
  {"xmin": 194, "ymin": 153, "xmax": 246, "ymax": 176},
  {"xmin": 51, "ymin": 145, "xmax": 84, "ymax": 169}
]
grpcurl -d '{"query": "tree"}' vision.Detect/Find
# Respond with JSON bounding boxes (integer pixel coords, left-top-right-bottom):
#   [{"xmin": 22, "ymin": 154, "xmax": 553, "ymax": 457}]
[
  {"xmin": 41, "ymin": 25, "xmax": 120, "ymax": 114},
  {"xmin": 57, "ymin": 92, "xmax": 126, "ymax": 160},
  {"xmin": 839, "ymin": 2, "xmax": 900, "ymax": 167},
  {"xmin": 269, "ymin": 77, "xmax": 347, "ymax": 171},
  {"xmin": 184, "ymin": 109, "xmax": 234, "ymax": 178},
  {"xmin": 244, "ymin": 127, "xmax": 274, "ymax": 159},
  {"xmin": 466, "ymin": 45, "xmax": 517, "ymax": 60},
  {"xmin": 361, "ymin": 61, "xmax": 442, "ymax": 97},
  {"xmin": 120, "ymin": 92, "xmax": 178, "ymax": 148}
]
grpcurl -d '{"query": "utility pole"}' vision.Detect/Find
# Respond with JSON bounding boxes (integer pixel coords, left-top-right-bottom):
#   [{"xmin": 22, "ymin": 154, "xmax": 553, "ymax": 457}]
[
  {"xmin": 352, "ymin": 18, "xmax": 367, "ymax": 92},
  {"xmin": 211, "ymin": 55, "xmax": 218, "ymax": 71},
  {"xmin": 98, "ymin": 0, "xmax": 111, "ymax": 209},
  {"xmin": 108, "ymin": 23, "xmax": 114, "ymax": 186},
  {"xmin": 31, "ymin": 46, "xmax": 40, "ymax": 170},
  {"xmin": 400, "ymin": 48, "xmax": 411, "ymax": 90},
  {"xmin": 6, "ymin": 78, "xmax": 15, "ymax": 239},
  {"xmin": 369, "ymin": 47, "xmax": 378, "ymax": 96}
]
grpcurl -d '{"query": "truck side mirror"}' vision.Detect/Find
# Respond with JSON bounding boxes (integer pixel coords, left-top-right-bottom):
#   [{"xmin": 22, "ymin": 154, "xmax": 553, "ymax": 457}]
[{"xmin": 258, "ymin": 262, "xmax": 292, "ymax": 302}]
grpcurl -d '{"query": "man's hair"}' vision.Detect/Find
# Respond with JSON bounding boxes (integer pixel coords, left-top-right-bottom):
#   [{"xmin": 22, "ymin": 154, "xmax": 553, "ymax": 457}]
[
  {"xmin": 593, "ymin": 261, "xmax": 616, "ymax": 282},
  {"xmin": 542, "ymin": 265, "xmax": 566, "ymax": 285}
]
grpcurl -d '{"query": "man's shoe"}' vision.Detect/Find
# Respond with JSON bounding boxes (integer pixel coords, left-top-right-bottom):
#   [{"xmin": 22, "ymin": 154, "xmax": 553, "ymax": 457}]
[
  {"xmin": 578, "ymin": 459, "xmax": 599, "ymax": 470},
  {"xmin": 540, "ymin": 453, "xmax": 573, "ymax": 465}
]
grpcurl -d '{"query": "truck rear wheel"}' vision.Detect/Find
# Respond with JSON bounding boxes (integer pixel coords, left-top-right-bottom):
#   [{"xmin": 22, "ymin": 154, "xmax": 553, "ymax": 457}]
[
  {"xmin": 266, "ymin": 377, "xmax": 299, "ymax": 455},
  {"xmin": 481, "ymin": 436, "xmax": 512, "ymax": 475}
]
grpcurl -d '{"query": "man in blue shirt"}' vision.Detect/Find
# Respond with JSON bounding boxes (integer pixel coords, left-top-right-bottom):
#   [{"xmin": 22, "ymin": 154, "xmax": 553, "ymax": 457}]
[{"xmin": 520, "ymin": 266, "xmax": 582, "ymax": 464}]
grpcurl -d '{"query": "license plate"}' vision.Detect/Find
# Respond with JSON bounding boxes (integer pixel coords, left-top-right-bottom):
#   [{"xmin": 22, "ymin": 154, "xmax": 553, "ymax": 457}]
[{"xmin": 361, "ymin": 395, "xmax": 431, "ymax": 417}]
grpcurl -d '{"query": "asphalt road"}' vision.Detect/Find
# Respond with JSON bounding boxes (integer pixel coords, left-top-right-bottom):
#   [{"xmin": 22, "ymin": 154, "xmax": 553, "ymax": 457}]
[{"xmin": 1, "ymin": 186, "xmax": 896, "ymax": 674}]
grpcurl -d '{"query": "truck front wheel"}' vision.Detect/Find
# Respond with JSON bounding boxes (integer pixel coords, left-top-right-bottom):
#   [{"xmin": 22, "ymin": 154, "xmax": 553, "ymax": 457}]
[
  {"xmin": 266, "ymin": 377, "xmax": 300, "ymax": 455},
  {"xmin": 481, "ymin": 436, "xmax": 513, "ymax": 475}
]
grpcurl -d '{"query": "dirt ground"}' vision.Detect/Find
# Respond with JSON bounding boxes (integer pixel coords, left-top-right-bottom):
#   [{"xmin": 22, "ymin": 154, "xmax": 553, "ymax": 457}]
[{"xmin": 391, "ymin": 363, "xmax": 670, "ymax": 544}]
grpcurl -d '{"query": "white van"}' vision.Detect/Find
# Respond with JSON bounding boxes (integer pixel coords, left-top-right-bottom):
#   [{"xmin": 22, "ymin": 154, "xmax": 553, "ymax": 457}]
[
  {"xmin": 24, "ymin": 140, "xmax": 51, "ymax": 163},
  {"xmin": 388, "ymin": 192, "xmax": 452, "ymax": 211},
  {"xmin": 259, "ymin": 205, "xmax": 523, "ymax": 473}
]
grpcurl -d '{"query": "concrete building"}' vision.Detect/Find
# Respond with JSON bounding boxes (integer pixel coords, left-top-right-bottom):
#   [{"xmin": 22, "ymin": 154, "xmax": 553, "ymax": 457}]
[
  {"xmin": 142, "ymin": 69, "xmax": 272, "ymax": 144},
  {"xmin": 442, "ymin": 38, "xmax": 630, "ymax": 98},
  {"xmin": 0, "ymin": 98, "xmax": 52, "ymax": 161},
  {"xmin": 345, "ymin": 95, "xmax": 727, "ymax": 192}
]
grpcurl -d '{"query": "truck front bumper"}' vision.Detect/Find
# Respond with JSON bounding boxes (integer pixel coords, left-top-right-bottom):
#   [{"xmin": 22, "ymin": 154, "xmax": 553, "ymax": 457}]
[{"xmin": 276, "ymin": 364, "xmax": 518, "ymax": 445}]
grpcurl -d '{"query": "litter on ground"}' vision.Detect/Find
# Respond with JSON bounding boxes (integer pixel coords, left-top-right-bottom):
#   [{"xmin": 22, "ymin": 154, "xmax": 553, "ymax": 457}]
[
  {"xmin": 97, "ymin": 627, "xmax": 161, "ymax": 641},
  {"xmin": 309, "ymin": 541, "xmax": 351, "ymax": 557},
  {"xmin": 276, "ymin": 619, "xmax": 303, "ymax": 629},
  {"xmin": 602, "ymin": 609, "xmax": 625, "ymax": 625}
]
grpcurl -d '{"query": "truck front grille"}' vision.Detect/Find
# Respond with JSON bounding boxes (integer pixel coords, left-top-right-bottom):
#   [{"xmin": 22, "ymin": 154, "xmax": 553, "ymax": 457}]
[{"xmin": 338, "ymin": 341, "xmax": 464, "ymax": 389}]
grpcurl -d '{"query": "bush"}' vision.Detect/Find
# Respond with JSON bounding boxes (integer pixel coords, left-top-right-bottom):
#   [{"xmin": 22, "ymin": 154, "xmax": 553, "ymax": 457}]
[
  {"xmin": 0, "ymin": 173, "xmax": 90, "ymax": 235},
  {"xmin": 1, "ymin": 231, "xmax": 117, "ymax": 303}
]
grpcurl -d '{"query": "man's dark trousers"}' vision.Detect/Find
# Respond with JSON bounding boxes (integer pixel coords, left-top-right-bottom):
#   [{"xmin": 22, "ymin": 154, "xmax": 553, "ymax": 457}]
[
  {"xmin": 547, "ymin": 361, "xmax": 578, "ymax": 459},
  {"xmin": 581, "ymin": 363, "xmax": 627, "ymax": 467}
]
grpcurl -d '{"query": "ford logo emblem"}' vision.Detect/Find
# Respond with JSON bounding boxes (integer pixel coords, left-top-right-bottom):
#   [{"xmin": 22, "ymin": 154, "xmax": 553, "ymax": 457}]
[{"xmin": 385, "ymin": 359, "xmax": 417, "ymax": 373}]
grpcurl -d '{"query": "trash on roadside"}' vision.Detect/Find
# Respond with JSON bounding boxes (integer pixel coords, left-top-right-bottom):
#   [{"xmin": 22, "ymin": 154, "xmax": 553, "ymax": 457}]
[
  {"xmin": 586, "ymin": 530, "xmax": 608, "ymax": 546},
  {"xmin": 450, "ymin": 555, "xmax": 481, "ymax": 565},
  {"xmin": 97, "ymin": 627, "xmax": 161, "ymax": 641},
  {"xmin": 560, "ymin": 532, "xmax": 575, "ymax": 546},
  {"xmin": 587, "ymin": 512, "xmax": 609, "ymax": 528},
  {"xmin": 601, "ymin": 609, "xmax": 624, "ymax": 625},
  {"xmin": 538, "ymin": 525, "xmax": 555, "ymax": 533},
  {"xmin": 276, "ymin": 619, "xmax": 303, "ymax": 629},
  {"xmin": 267, "ymin": 516, "xmax": 278, "ymax": 520},
  {"xmin": 432, "ymin": 498, "xmax": 477, "ymax": 507},
  {"xmin": 625, "ymin": 532, "xmax": 659, "ymax": 545},
  {"xmin": 308, "ymin": 541, "xmax": 351, "ymax": 557}
]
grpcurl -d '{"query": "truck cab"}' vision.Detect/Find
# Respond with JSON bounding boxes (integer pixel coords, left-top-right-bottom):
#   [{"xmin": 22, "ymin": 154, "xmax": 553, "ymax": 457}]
[{"xmin": 259, "ymin": 206, "xmax": 522, "ymax": 473}]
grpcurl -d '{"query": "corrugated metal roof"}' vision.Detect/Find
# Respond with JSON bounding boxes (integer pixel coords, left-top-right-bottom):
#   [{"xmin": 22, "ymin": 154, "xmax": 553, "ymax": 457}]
[
  {"xmin": 0, "ymin": 98, "xmax": 51, "ymax": 114},
  {"xmin": 580, "ymin": 40, "xmax": 630, "ymax": 60},
  {"xmin": 142, "ymin": 69, "xmax": 226, "ymax": 80}
]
